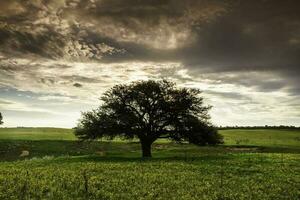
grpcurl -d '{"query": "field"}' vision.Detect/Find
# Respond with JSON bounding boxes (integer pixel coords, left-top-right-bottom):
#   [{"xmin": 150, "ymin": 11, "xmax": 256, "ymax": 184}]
[
  {"xmin": 0, "ymin": 128, "xmax": 299, "ymax": 199},
  {"xmin": 0, "ymin": 128, "xmax": 76, "ymax": 141}
]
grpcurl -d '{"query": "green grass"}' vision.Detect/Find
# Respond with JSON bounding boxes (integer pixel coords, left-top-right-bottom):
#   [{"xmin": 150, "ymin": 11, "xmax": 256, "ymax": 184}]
[
  {"xmin": 0, "ymin": 128, "xmax": 299, "ymax": 199},
  {"xmin": 0, "ymin": 128, "xmax": 299, "ymax": 161},
  {"xmin": 0, "ymin": 151, "xmax": 299, "ymax": 199},
  {"xmin": 0, "ymin": 128, "xmax": 76, "ymax": 141},
  {"xmin": 1, "ymin": 127, "xmax": 299, "ymax": 146},
  {"xmin": 221, "ymin": 129, "xmax": 300, "ymax": 148}
]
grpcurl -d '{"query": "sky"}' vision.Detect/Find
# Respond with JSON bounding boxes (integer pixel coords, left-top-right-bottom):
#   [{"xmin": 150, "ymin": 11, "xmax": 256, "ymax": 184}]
[{"xmin": 0, "ymin": 0, "xmax": 299, "ymax": 128}]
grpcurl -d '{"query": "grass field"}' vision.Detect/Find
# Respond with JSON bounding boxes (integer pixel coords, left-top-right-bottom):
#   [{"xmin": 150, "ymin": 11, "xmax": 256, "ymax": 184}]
[
  {"xmin": 0, "ymin": 128, "xmax": 76, "ymax": 141},
  {"xmin": 222, "ymin": 129, "xmax": 300, "ymax": 148},
  {"xmin": 0, "ymin": 128, "xmax": 299, "ymax": 199}
]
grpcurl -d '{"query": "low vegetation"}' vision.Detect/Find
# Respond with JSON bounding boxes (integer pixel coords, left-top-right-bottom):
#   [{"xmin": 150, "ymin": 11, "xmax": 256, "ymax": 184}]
[
  {"xmin": 0, "ymin": 128, "xmax": 299, "ymax": 199},
  {"xmin": 0, "ymin": 128, "xmax": 75, "ymax": 141},
  {"xmin": 0, "ymin": 152, "xmax": 299, "ymax": 200}
]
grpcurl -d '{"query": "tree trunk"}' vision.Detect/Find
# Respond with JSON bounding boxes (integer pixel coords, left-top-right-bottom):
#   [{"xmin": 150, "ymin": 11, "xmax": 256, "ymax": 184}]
[{"xmin": 140, "ymin": 140, "xmax": 152, "ymax": 158}]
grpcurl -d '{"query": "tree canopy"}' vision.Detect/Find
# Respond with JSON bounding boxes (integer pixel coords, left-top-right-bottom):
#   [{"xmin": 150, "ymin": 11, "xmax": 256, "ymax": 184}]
[
  {"xmin": 75, "ymin": 80, "xmax": 223, "ymax": 157},
  {"xmin": 0, "ymin": 112, "xmax": 3, "ymax": 125}
]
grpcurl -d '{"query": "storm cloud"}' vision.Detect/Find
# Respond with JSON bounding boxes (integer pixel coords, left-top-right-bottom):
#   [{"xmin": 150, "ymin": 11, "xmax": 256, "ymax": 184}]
[{"xmin": 0, "ymin": 0, "xmax": 299, "ymax": 127}]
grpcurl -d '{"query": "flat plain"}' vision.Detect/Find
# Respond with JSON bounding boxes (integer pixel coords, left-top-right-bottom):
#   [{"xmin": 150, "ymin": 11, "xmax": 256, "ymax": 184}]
[{"xmin": 0, "ymin": 128, "xmax": 299, "ymax": 199}]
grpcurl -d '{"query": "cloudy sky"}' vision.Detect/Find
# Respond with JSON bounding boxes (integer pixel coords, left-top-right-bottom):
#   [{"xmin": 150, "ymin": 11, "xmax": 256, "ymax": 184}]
[{"xmin": 0, "ymin": 0, "xmax": 299, "ymax": 127}]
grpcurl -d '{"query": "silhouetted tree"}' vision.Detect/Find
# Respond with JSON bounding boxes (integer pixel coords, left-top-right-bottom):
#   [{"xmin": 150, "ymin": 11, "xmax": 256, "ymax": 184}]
[
  {"xmin": 75, "ymin": 80, "xmax": 223, "ymax": 157},
  {"xmin": 0, "ymin": 112, "xmax": 3, "ymax": 125}
]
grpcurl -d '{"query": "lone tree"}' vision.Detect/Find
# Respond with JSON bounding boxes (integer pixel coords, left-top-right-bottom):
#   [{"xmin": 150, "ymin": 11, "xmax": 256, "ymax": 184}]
[
  {"xmin": 0, "ymin": 112, "xmax": 3, "ymax": 125},
  {"xmin": 75, "ymin": 80, "xmax": 222, "ymax": 157}
]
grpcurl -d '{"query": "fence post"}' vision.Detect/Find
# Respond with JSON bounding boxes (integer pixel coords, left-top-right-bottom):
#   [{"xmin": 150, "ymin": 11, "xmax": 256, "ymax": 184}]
[{"xmin": 83, "ymin": 170, "xmax": 89, "ymax": 196}]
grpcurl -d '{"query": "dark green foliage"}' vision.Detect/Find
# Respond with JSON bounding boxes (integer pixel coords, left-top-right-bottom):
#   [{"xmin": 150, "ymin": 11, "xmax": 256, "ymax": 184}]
[
  {"xmin": 75, "ymin": 80, "xmax": 223, "ymax": 157},
  {"xmin": 0, "ymin": 112, "xmax": 3, "ymax": 125},
  {"xmin": 182, "ymin": 117, "xmax": 223, "ymax": 145}
]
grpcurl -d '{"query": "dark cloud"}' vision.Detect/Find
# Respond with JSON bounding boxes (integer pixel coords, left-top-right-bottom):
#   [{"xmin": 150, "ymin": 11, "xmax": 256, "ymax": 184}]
[
  {"xmin": 64, "ymin": 0, "xmax": 226, "ymax": 47},
  {"xmin": 73, "ymin": 83, "xmax": 83, "ymax": 88},
  {"xmin": 175, "ymin": 0, "xmax": 300, "ymax": 95},
  {"xmin": 204, "ymin": 90, "xmax": 253, "ymax": 101},
  {"xmin": 61, "ymin": 75, "xmax": 101, "ymax": 83},
  {"xmin": 179, "ymin": 0, "xmax": 300, "ymax": 71},
  {"xmin": 78, "ymin": 0, "xmax": 300, "ymax": 97},
  {"xmin": 0, "ymin": 0, "xmax": 126, "ymax": 60},
  {"xmin": 0, "ymin": 0, "xmax": 299, "ymax": 96},
  {"xmin": 16, "ymin": 29, "xmax": 64, "ymax": 58},
  {"xmin": 287, "ymin": 88, "xmax": 300, "ymax": 97}
]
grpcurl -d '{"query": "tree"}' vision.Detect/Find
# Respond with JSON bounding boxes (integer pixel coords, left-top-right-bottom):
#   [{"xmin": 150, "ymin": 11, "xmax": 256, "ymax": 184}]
[
  {"xmin": 75, "ymin": 80, "xmax": 223, "ymax": 157},
  {"xmin": 0, "ymin": 112, "xmax": 3, "ymax": 125}
]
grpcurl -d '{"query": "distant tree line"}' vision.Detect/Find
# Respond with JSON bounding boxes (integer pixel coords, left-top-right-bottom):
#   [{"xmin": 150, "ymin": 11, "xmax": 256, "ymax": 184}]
[{"xmin": 218, "ymin": 125, "xmax": 300, "ymax": 130}]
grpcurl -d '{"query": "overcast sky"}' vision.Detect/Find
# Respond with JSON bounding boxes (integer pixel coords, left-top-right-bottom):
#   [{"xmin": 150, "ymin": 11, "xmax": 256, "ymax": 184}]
[{"xmin": 0, "ymin": 0, "xmax": 299, "ymax": 127}]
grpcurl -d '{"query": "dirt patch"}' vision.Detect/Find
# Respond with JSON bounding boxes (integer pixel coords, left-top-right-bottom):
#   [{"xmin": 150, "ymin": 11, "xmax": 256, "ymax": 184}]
[{"xmin": 19, "ymin": 150, "xmax": 30, "ymax": 157}]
